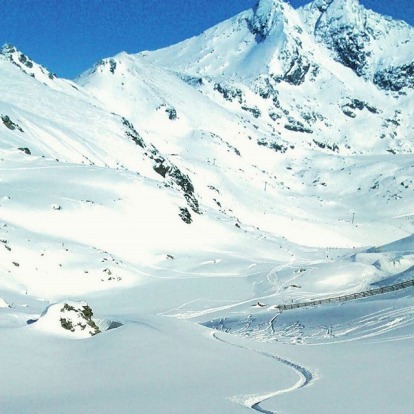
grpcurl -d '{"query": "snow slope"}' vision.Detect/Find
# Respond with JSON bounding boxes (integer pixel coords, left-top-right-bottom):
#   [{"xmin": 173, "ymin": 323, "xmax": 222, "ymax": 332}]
[{"xmin": 1, "ymin": 0, "xmax": 414, "ymax": 413}]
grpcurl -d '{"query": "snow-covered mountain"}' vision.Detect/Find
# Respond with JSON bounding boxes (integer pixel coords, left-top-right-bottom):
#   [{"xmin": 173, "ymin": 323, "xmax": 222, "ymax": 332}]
[
  {"xmin": 300, "ymin": 0, "xmax": 414, "ymax": 89},
  {"xmin": 1, "ymin": 1, "xmax": 414, "ymax": 413}
]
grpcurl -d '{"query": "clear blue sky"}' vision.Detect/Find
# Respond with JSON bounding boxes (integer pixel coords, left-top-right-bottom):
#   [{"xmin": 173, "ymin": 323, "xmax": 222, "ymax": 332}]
[{"xmin": 1, "ymin": 0, "xmax": 413, "ymax": 79}]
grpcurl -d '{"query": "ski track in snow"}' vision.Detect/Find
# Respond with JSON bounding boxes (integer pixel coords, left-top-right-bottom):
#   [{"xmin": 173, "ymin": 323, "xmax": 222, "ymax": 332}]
[
  {"xmin": 159, "ymin": 295, "xmax": 273, "ymax": 319},
  {"xmin": 211, "ymin": 332, "xmax": 314, "ymax": 414}
]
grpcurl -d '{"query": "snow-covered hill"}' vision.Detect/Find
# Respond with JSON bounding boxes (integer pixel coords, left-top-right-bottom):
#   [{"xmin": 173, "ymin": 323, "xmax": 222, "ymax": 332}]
[{"xmin": 1, "ymin": 0, "xmax": 414, "ymax": 413}]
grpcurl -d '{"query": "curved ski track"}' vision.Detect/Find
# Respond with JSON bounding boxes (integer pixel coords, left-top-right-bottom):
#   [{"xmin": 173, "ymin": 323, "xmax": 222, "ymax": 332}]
[{"xmin": 211, "ymin": 332, "xmax": 314, "ymax": 414}]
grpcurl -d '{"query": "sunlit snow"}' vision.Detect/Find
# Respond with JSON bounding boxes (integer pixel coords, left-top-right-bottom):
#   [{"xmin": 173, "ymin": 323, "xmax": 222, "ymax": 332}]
[{"xmin": 1, "ymin": 0, "xmax": 414, "ymax": 413}]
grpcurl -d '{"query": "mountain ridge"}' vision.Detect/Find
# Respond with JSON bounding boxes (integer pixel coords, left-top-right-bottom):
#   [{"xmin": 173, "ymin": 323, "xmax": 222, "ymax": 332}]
[
  {"xmin": 1, "ymin": 0, "xmax": 413, "ymax": 253},
  {"xmin": 0, "ymin": 0, "xmax": 412, "ymax": 293},
  {"xmin": 1, "ymin": 3, "xmax": 414, "ymax": 413}
]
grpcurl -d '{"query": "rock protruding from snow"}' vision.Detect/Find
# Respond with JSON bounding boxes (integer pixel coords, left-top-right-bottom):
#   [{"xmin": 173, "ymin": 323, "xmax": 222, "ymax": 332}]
[
  {"xmin": 34, "ymin": 301, "xmax": 101, "ymax": 338},
  {"xmin": 121, "ymin": 117, "xmax": 201, "ymax": 214},
  {"xmin": 1, "ymin": 43, "xmax": 57, "ymax": 82},
  {"xmin": 373, "ymin": 62, "xmax": 414, "ymax": 91}
]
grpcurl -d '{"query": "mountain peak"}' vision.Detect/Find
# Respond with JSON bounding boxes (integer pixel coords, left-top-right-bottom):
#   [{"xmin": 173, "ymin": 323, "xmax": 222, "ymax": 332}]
[
  {"xmin": 312, "ymin": 0, "xmax": 360, "ymax": 12},
  {"xmin": 1, "ymin": 43, "xmax": 28, "ymax": 63},
  {"xmin": 1, "ymin": 43, "xmax": 58, "ymax": 82},
  {"xmin": 2, "ymin": 43, "xmax": 34, "ymax": 66},
  {"xmin": 308, "ymin": 0, "xmax": 364, "ymax": 30},
  {"xmin": 299, "ymin": 0, "xmax": 414, "ymax": 86},
  {"xmin": 251, "ymin": 0, "xmax": 288, "ymax": 39},
  {"xmin": 254, "ymin": 0, "xmax": 284, "ymax": 14}
]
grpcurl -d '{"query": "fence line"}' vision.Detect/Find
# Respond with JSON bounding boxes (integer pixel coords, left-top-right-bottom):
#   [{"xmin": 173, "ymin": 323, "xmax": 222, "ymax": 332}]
[{"xmin": 275, "ymin": 279, "xmax": 414, "ymax": 311}]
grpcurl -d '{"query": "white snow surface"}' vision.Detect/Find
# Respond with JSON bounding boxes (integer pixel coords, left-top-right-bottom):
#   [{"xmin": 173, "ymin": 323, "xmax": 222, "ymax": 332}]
[{"xmin": 1, "ymin": 0, "xmax": 414, "ymax": 412}]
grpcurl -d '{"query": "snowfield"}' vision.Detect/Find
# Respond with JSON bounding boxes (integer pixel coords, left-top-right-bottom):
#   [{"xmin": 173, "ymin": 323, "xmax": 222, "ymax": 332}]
[{"xmin": 1, "ymin": 0, "xmax": 414, "ymax": 412}]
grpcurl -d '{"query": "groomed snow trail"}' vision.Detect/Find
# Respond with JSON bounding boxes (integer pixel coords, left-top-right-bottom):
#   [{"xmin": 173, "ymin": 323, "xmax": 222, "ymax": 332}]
[{"xmin": 211, "ymin": 332, "xmax": 314, "ymax": 414}]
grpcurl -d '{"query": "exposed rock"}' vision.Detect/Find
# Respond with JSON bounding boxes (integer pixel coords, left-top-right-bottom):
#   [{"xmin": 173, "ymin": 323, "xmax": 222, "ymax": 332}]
[
  {"xmin": 214, "ymin": 83, "xmax": 244, "ymax": 104},
  {"xmin": 300, "ymin": 111, "xmax": 325, "ymax": 124},
  {"xmin": 169, "ymin": 168, "xmax": 200, "ymax": 213},
  {"xmin": 18, "ymin": 52, "xmax": 33, "ymax": 68},
  {"xmin": 153, "ymin": 161, "xmax": 170, "ymax": 178},
  {"xmin": 241, "ymin": 105, "xmax": 261, "ymax": 118},
  {"xmin": 1, "ymin": 44, "xmax": 57, "ymax": 80},
  {"xmin": 341, "ymin": 99, "xmax": 378, "ymax": 117},
  {"xmin": 121, "ymin": 118, "xmax": 200, "ymax": 213},
  {"xmin": 122, "ymin": 117, "xmax": 145, "ymax": 148},
  {"xmin": 253, "ymin": 75, "xmax": 279, "ymax": 102},
  {"xmin": 284, "ymin": 118, "xmax": 313, "ymax": 134},
  {"xmin": 313, "ymin": 139, "xmax": 339, "ymax": 152},
  {"xmin": 1, "ymin": 115, "xmax": 24, "ymax": 132},
  {"xmin": 181, "ymin": 75, "xmax": 204, "ymax": 87},
  {"xmin": 92, "ymin": 58, "xmax": 118, "ymax": 76},
  {"xmin": 373, "ymin": 62, "xmax": 414, "ymax": 91},
  {"xmin": 282, "ymin": 52, "xmax": 311, "ymax": 85},
  {"xmin": 60, "ymin": 302, "xmax": 100, "ymax": 335},
  {"xmin": 269, "ymin": 111, "xmax": 282, "ymax": 121},
  {"xmin": 327, "ymin": 27, "xmax": 370, "ymax": 76},
  {"xmin": 156, "ymin": 104, "xmax": 178, "ymax": 120},
  {"xmin": 249, "ymin": 0, "xmax": 285, "ymax": 41},
  {"xmin": 257, "ymin": 137, "xmax": 288, "ymax": 153},
  {"xmin": 165, "ymin": 107, "xmax": 177, "ymax": 120},
  {"xmin": 342, "ymin": 108, "xmax": 356, "ymax": 118},
  {"xmin": 179, "ymin": 207, "xmax": 192, "ymax": 224},
  {"xmin": 109, "ymin": 59, "xmax": 117, "ymax": 74},
  {"xmin": 348, "ymin": 99, "xmax": 378, "ymax": 113},
  {"xmin": 34, "ymin": 301, "xmax": 101, "ymax": 338}
]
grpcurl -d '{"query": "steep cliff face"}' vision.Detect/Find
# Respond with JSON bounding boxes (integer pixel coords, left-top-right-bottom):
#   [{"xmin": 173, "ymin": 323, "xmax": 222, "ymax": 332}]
[
  {"xmin": 299, "ymin": 0, "xmax": 414, "ymax": 91},
  {"xmin": 301, "ymin": 0, "xmax": 371, "ymax": 76}
]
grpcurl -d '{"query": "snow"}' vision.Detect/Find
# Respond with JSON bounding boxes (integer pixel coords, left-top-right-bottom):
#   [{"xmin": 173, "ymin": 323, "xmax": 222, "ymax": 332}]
[
  {"xmin": 0, "ymin": 297, "xmax": 9, "ymax": 308},
  {"xmin": 1, "ymin": 0, "xmax": 414, "ymax": 412},
  {"xmin": 33, "ymin": 300, "xmax": 100, "ymax": 338}
]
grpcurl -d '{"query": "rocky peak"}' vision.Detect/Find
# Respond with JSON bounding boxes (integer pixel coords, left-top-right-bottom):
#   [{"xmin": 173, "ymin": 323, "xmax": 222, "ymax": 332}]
[
  {"xmin": 300, "ymin": 0, "xmax": 361, "ymax": 24},
  {"xmin": 311, "ymin": 0, "xmax": 332, "ymax": 13},
  {"xmin": 246, "ymin": 0, "xmax": 316, "ymax": 84},
  {"xmin": 300, "ymin": 0, "xmax": 414, "ymax": 90},
  {"xmin": 1, "ymin": 43, "xmax": 57, "ymax": 81},
  {"xmin": 1, "ymin": 44, "xmax": 34, "ymax": 68},
  {"xmin": 316, "ymin": 0, "xmax": 360, "ymax": 13},
  {"xmin": 314, "ymin": 0, "xmax": 365, "ymax": 31},
  {"xmin": 250, "ymin": 0, "xmax": 287, "ymax": 39},
  {"xmin": 310, "ymin": 0, "xmax": 369, "ymax": 76}
]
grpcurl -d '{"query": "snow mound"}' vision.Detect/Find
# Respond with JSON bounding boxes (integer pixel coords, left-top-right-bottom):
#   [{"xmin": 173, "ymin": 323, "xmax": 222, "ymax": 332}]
[
  {"xmin": 95, "ymin": 319, "xmax": 124, "ymax": 332},
  {"xmin": 33, "ymin": 301, "xmax": 101, "ymax": 339}
]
